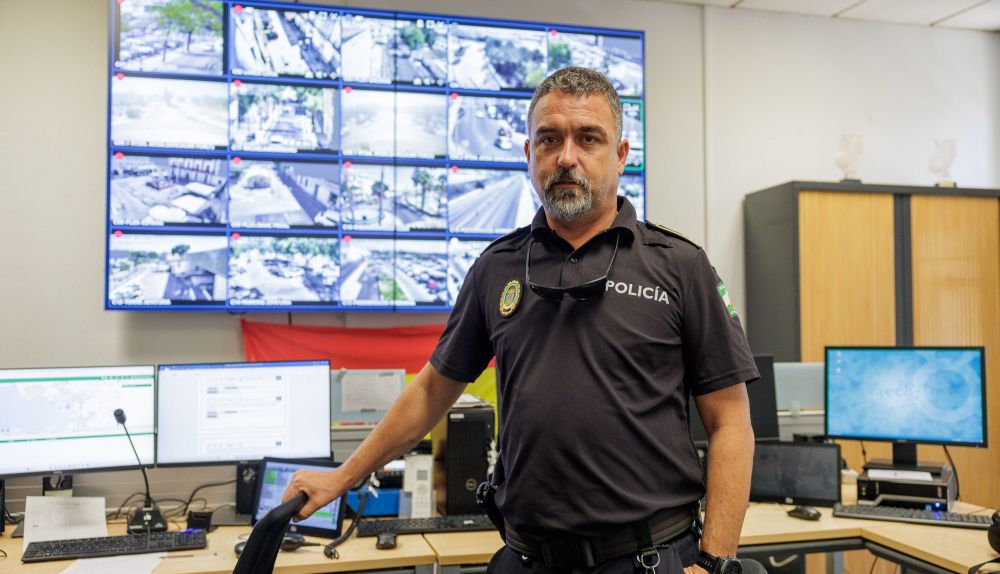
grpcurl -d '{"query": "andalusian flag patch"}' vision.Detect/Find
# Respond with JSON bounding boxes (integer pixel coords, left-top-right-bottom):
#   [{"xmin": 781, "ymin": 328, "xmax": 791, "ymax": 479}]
[{"xmin": 717, "ymin": 282, "xmax": 737, "ymax": 317}]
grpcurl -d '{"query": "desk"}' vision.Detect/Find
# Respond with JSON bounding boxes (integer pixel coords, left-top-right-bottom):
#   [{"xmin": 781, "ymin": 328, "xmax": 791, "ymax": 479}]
[
  {"xmin": 424, "ymin": 504, "xmax": 999, "ymax": 574},
  {"xmin": 0, "ymin": 524, "xmax": 436, "ymax": 574}
]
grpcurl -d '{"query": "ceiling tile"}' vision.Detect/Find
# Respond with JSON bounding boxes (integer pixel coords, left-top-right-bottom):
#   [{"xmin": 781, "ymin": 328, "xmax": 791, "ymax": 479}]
[
  {"xmin": 838, "ymin": 0, "xmax": 987, "ymax": 26},
  {"xmin": 737, "ymin": 0, "xmax": 859, "ymax": 17},
  {"xmin": 935, "ymin": 0, "xmax": 1000, "ymax": 30}
]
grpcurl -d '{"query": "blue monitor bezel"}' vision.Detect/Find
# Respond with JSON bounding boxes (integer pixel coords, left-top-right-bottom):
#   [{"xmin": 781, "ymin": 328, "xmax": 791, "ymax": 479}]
[
  {"xmin": 0, "ymin": 364, "xmax": 157, "ymax": 479},
  {"xmin": 106, "ymin": 0, "xmax": 646, "ymax": 312},
  {"xmin": 823, "ymin": 346, "xmax": 988, "ymax": 448},
  {"xmin": 154, "ymin": 359, "xmax": 332, "ymax": 467}
]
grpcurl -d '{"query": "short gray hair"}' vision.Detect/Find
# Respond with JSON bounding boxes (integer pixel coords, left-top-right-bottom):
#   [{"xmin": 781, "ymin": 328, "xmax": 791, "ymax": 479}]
[{"xmin": 528, "ymin": 67, "xmax": 623, "ymax": 140}]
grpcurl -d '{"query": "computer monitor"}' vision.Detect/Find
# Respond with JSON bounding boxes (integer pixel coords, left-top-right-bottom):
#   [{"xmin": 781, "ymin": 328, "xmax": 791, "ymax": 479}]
[
  {"xmin": 689, "ymin": 355, "xmax": 779, "ymax": 445},
  {"xmin": 825, "ymin": 347, "xmax": 987, "ymax": 469},
  {"xmin": 156, "ymin": 360, "xmax": 332, "ymax": 465},
  {"xmin": 253, "ymin": 457, "xmax": 345, "ymax": 539},
  {"xmin": 0, "ymin": 365, "xmax": 155, "ymax": 477},
  {"xmin": 750, "ymin": 442, "xmax": 841, "ymax": 507}
]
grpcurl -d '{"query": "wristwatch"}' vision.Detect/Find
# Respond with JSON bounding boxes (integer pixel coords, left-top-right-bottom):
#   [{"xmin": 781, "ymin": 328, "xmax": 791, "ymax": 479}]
[{"xmin": 697, "ymin": 550, "xmax": 742, "ymax": 574}]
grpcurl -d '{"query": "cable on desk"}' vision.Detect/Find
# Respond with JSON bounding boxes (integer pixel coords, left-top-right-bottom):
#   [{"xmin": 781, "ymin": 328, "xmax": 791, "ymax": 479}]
[
  {"xmin": 323, "ymin": 473, "xmax": 374, "ymax": 560},
  {"xmin": 108, "ymin": 492, "xmax": 146, "ymax": 520},
  {"xmin": 183, "ymin": 479, "xmax": 236, "ymax": 516},
  {"xmin": 943, "ymin": 445, "xmax": 960, "ymax": 500},
  {"xmin": 0, "ymin": 548, "xmax": 7, "ymax": 560}
]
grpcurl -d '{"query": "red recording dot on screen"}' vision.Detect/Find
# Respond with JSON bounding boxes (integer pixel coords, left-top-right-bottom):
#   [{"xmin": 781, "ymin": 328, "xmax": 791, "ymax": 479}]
[
  {"xmin": 113, "ymin": 230, "xmax": 123, "ymax": 238},
  {"xmin": 233, "ymin": 157, "xmax": 241, "ymax": 164},
  {"xmin": 114, "ymin": 152, "xmax": 125, "ymax": 160},
  {"xmin": 450, "ymin": 165, "xmax": 459, "ymax": 172},
  {"xmin": 234, "ymin": 5, "xmax": 243, "ymax": 13},
  {"xmin": 344, "ymin": 235, "xmax": 352, "ymax": 243},
  {"xmin": 233, "ymin": 79, "xmax": 242, "ymax": 87},
  {"xmin": 550, "ymin": 29, "xmax": 558, "ymax": 36},
  {"xmin": 343, "ymin": 161, "xmax": 352, "ymax": 169},
  {"xmin": 344, "ymin": 86, "xmax": 352, "ymax": 93},
  {"xmin": 450, "ymin": 93, "xmax": 459, "ymax": 100},
  {"xmin": 232, "ymin": 233, "xmax": 241, "ymax": 240},
  {"xmin": 115, "ymin": 73, "xmax": 125, "ymax": 80}
]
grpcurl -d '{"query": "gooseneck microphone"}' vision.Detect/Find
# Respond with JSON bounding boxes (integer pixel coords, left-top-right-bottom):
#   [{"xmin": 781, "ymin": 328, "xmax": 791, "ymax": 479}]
[{"xmin": 114, "ymin": 408, "xmax": 166, "ymax": 534}]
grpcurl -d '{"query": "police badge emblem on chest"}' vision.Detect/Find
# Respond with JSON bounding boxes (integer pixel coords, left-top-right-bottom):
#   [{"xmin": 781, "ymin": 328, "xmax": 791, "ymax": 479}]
[{"xmin": 498, "ymin": 279, "xmax": 522, "ymax": 317}]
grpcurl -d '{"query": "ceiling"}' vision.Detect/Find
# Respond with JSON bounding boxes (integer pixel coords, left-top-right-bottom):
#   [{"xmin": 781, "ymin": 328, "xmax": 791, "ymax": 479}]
[{"xmin": 657, "ymin": 0, "xmax": 1000, "ymax": 31}]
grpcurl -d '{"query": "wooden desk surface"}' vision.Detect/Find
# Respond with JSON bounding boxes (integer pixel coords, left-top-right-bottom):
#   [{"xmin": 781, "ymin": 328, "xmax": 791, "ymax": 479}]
[
  {"xmin": 0, "ymin": 523, "xmax": 436, "ymax": 574},
  {"xmin": 423, "ymin": 530, "xmax": 503, "ymax": 566}
]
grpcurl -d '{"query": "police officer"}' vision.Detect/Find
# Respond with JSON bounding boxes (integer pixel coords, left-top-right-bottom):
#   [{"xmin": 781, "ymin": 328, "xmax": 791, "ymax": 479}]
[{"xmin": 284, "ymin": 67, "xmax": 758, "ymax": 574}]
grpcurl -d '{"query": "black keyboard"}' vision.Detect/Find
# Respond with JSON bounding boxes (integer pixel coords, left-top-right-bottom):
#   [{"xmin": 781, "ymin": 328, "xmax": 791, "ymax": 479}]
[
  {"xmin": 356, "ymin": 514, "xmax": 496, "ymax": 536},
  {"xmin": 833, "ymin": 503, "xmax": 991, "ymax": 529},
  {"xmin": 22, "ymin": 530, "xmax": 207, "ymax": 563}
]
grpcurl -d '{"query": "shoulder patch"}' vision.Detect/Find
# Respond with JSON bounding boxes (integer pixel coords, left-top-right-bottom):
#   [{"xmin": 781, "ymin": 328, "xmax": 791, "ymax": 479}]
[
  {"xmin": 645, "ymin": 221, "xmax": 701, "ymax": 249},
  {"xmin": 483, "ymin": 225, "xmax": 530, "ymax": 253}
]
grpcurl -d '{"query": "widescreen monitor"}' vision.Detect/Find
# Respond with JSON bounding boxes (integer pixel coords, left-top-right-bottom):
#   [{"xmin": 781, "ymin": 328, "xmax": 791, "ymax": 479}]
[
  {"xmin": 689, "ymin": 355, "xmax": 779, "ymax": 445},
  {"xmin": 156, "ymin": 360, "xmax": 331, "ymax": 465},
  {"xmin": 107, "ymin": 0, "xmax": 646, "ymax": 312},
  {"xmin": 0, "ymin": 365, "xmax": 155, "ymax": 477},
  {"xmin": 824, "ymin": 347, "xmax": 987, "ymax": 453}
]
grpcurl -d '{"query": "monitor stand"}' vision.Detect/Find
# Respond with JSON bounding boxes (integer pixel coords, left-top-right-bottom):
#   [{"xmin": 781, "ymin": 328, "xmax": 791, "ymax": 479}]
[{"xmin": 864, "ymin": 442, "xmax": 948, "ymax": 476}]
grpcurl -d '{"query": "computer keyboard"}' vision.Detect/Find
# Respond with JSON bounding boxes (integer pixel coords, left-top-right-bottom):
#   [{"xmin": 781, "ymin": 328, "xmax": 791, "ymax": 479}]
[
  {"xmin": 22, "ymin": 530, "xmax": 207, "ymax": 563},
  {"xmin": 833, "ymin": 503, "xmax": 991, "ymax": 529},
  {"xmin": 356, "ymin": 514, "xmax": 496, "ymax": 536}
]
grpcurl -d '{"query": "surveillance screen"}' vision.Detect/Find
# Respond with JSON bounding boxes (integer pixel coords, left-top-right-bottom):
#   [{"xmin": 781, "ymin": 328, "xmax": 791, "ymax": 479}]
[
  {"xmin": 115, "ymin": 0, "xmax": 224, "ymax": 75},
  {"xmin": 394, "ymin": 17, "xmax": 448, "ymax": 86},
  {"xmin": 448, "ymin": 238, "xmax": 491, "ymax": 305},
  {"xmin": 230, "ymin": 82, "xmax": 338, "ymax": 153},
  {"xmin": 110, "ymin": 154, "xmax": 227, "ymax": 227},
  {"xmin": 341, "ymin": 13, "xmax": 396, "ymax": 84},
  {"xmin": 618, "ymin": 173, "xmax": 645, "ymax": 222},
  {"xmin": 448, "ymin": 168, "xmax": 536, "ymax": 234},
  {"xmin": 228, "ymin": 234, "xmax": 340, "ymax": 306},
  {"xmin": 448, "ymin": 23, "xmax": 547, "ymax": 91},
  {"xmin": 341, "ymin": 163, "xmax": 396, "ymax": 231},
  {"xmin": 111, "ymin": 76, "xmax": 228, "ymax": 150},
  {"xmin": 232, "ymin": 5, "xmax": 341, "ymax": 79},
  {"xmin": 340, "ymin": 89, "xmax": 395, "ymax": 157},
  {"xmin": 396, "ymin": 165, "xmax": 447, "ymax": 232},
  {"xmin": 107, "ymin": 232, "xmax": 228, "ymax": 307},
  {"xmin": 106, "ymin": 2, "xmax": 643, "ymax": 311},
  {"xmin": 228, "ymin": 159, "xmax": 341, "ymax": 229},
  {"xmin": 547, "ymin": 30, "xmax": 643, "ymax": 97},
  {"xmin": 448, "ymin": 95, "xmax": 529, "ymax": 163}
]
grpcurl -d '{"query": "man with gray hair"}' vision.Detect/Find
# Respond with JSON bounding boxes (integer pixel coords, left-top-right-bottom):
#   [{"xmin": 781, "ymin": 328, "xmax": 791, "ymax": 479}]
[{"xmin": 284, "ymin": 67, "xmax": 757, "ymax": 574}]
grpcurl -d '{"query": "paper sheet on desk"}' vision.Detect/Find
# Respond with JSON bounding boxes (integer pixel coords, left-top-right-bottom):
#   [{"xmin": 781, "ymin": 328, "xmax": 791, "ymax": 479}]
[
  {"xmin": 59, "ymin": 553, "xmax": 163, "ymax": 574},
  {"xmin": 23, "ymin": 496, "xmax": 107, "ymax": 551}
]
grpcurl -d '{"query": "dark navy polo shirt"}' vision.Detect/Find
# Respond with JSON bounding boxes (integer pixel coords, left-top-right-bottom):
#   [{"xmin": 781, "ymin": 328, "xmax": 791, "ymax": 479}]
[{"xmin": 430, "ymin": 197, "xmax": 759, "ymax": 538}]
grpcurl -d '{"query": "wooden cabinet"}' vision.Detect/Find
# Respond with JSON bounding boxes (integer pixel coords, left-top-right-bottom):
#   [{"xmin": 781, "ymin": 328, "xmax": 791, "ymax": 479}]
[{"xmin": 744, "ymin": 181, "xmax": 1000, "ymax": 508}]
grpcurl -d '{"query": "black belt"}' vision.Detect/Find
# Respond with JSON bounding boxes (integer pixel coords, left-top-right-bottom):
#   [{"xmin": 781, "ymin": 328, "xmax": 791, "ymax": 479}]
[{"xmin": 504, "ymin": 506, "xmax": 698, "ymax": 569}]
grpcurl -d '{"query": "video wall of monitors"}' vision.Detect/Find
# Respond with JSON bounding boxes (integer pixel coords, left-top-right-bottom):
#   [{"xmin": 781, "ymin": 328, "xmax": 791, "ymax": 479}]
[{"xmin": 107, "ymin": 0, "xmax": 645, "ymax": 311}]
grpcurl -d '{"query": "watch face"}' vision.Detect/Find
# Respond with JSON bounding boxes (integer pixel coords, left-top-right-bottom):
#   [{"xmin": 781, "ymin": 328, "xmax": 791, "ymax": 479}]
[{"xmin": 720, "ymin": 558, "xmax": 743, "ymax": 574}]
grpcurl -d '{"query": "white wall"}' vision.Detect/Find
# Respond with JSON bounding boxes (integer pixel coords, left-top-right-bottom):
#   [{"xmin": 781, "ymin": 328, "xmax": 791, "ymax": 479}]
[{"xmin": 703, "ymin": 7, "xmax": 1000, "ymax": 319}]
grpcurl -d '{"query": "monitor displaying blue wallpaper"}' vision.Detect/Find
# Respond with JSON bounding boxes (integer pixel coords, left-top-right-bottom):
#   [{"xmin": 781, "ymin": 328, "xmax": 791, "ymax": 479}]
[
  {"xmin": 825, "ymin": 347, "xmax": 986, "ymax": 447},
  {"xmin": 107, "ymin": 0, "xmax": 645, "ymax": 311}
]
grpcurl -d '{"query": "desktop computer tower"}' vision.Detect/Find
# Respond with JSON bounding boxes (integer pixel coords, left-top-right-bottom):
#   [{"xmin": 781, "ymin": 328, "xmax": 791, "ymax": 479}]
[
  {"xmin": 431, "ymin": 406, "xmax": 495, "ymax": 515},
  {"xmin": 235, "ymin": 461, "xmax": 262, "ymax": 515}
]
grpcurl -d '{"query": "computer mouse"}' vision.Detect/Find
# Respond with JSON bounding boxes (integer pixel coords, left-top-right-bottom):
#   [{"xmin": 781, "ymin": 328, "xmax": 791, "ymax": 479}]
[
  {"xmin": 234, "ymin": 540, "xmax": 247, "ymax": 556},
  {"xmin": 280, "ymin": 532, "xmax": 320, "ymax": 551},
  {"xmin": 787, "ymin": 505, "xmax": 822, "ymax": 521},
  {"xmin": 376, "ymin": 532, "xmax": 398, "ymax": 550}
]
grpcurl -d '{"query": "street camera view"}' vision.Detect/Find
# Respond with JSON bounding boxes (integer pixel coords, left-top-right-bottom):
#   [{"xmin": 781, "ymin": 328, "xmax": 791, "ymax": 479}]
[
  {"xmin": 115, "ymin": 0, "xmax": 223, "ymax": 75},
  {"xmin": 338, "ymin": 237, "xmax": 395, "ymax": 306},
  {"xmin": 449, "ymin": 24, "xmax": 547, "ymax": 91},
  {"xmin": 112, "ymin": 76, "xmax": 228, "ymax": 149},
  {"xmin": 228, "ymin": 160, "xmax": 341, "ymax": 229},
  {"xmin": 108, "ymin": 232, "xmax": 227, "ymax": 306},
  {"xmin": 230, "ymin": 82, "xmax": 338, "ymax": 153},
  {"xmin": 341, "ymin": 14, "xmax": 396, "ymax": 84},
  {"xmin": 448, "ymin": 95, "xmax": 529, "ymax": 163},
  {"xmin": 393, "ymin": 17, "xmax": 448, "ymax": 86},
  {"xmin": 394, "ymin": 239, "xmax": 448, "ymax": 306},
  {"xmin": 448, "ymin": 168, "xmax": 537, "ymax": 234},
  {"xmin": 618, "ymin": 173, "xmax": 645, "ymax": 222},
  {"xmin": 232, "ymin": 5, "xmax": 341, "ymax": 79},
  {"xmin": 547, "ymin": 31, "xmax": 643, "ymax": 97},
  {"xmin": 110, "ymin": 154, "xmax": 226, "ymax": 226},
  {"xmin": 623, "ymin": 101, "xmax": 644, "ymax": 169},
  {"xmin": 447, "ymin": 238, "xmax": 491, "ymax": 305},
  {"xmin": 341, "ymin": 163, "xmax": 396, "ymax": 231},
  {"xmin": 396, "ymin": 92, "xmax": 447, "ymax": 159},
  {"xmin": 228, "ymin": 235, "xmax": 341, "ymax": 305},
  {"xmin": 396, "ymin": 166, "xmax": 447, "ymax": 231},
  {"xmin": 341, "ymin": 89, "xmax": 395, "ymax": 157}
]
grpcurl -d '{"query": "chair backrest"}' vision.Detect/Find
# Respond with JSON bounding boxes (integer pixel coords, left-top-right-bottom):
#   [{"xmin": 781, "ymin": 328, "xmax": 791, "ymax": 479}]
[{"xmin": 233, "ymin": 492, "xmax": 308, "ymax": 574}]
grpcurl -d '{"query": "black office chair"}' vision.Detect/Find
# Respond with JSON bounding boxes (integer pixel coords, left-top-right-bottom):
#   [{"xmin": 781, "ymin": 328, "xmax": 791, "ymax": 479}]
[{"xmin": 232, "ymin": 492, "xmax": 308, "ymax": 574}]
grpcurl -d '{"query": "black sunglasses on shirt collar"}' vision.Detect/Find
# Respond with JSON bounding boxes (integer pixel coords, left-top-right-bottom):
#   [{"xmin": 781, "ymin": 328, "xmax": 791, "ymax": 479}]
[{"xmin": 525, "ymin": 233, "xmax": 620, "ymax": 302}]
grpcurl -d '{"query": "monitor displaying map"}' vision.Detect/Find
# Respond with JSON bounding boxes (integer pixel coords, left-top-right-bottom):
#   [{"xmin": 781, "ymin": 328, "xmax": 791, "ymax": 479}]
[{"xmin": 0, "ymin": 365, "xmax": 155, "ymax": 477}]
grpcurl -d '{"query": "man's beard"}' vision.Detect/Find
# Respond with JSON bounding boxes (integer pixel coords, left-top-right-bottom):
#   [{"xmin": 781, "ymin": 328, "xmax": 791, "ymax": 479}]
[{"xmin": 540, "ymin": 167, "xmax": 599, "ymax": 222}]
